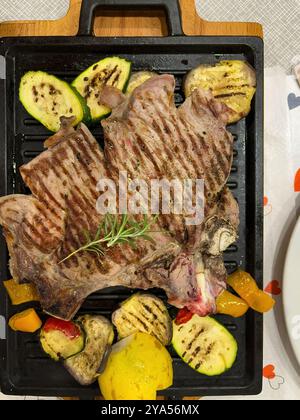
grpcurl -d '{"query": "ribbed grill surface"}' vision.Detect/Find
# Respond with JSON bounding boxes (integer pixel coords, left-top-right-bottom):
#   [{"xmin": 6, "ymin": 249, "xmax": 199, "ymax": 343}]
[{"xmin": 2, "ymin": 44, "xmax": 258, "ymax": 397}]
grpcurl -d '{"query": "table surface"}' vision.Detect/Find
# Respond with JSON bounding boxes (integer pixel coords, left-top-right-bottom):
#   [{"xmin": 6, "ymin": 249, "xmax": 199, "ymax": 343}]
[
  {"xmin": 0, "ymin": 0, "xmax": 262, "ymax": 38},
  {"xmin": 0, "ymin": 0, "xmax": 263, "ymax": 401},
  {"xmin": 196, "ymin": 0, "xmax": 300, "ymax": 70},
  {"xmin": 2, "ymin": 1, "xmax": 300, "ymax": 70}
]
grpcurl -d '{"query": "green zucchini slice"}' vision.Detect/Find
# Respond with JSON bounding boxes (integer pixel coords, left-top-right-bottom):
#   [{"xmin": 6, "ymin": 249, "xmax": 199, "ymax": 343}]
[
  {"xmin": 19, "ymin": 71, "xmax": 90, "ymax": 132},
  {"xmin": 172, "ymin": 315, "xmax": 238, "ymax": 376},
  {"xmin": 72, "ymin": 57, "xmax": 132, "ymax": 122},
  {"xmin": 40, "ymin": 319, "xmax": 85, "ymax": 362}
]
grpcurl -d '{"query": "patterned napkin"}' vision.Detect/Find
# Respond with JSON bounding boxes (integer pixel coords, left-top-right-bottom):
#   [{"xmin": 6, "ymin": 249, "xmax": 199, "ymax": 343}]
[
  {"xmin": 294, "ymin": 61, "xmax": 300, "ymax": 85},
  {"xmin": 203, "ymin": 66, "xmax": 300, "ymax": 400}
]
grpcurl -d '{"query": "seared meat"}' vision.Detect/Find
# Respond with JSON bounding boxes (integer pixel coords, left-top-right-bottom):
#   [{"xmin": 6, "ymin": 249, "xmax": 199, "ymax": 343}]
[
  {"xmin": 101, "ymin": 75, "xmax": 234, "ymax": 245},
  {"xmin": 100, "ymin": 75, "xmax": 238, "ymax": 316},
  {"xmin": 199, "ymin": 217, "xmax": 237, "ymax": 256},
  {"xmin": 102, "ymin": 75, "xmax": 233, "ymax": 201},
  {"xmin": 0, "ymin": 123, "xmax": 180, "ymax": 319},
  {"xmin": 169, "ymin": 252, "xmax": 227, "ymax": 315},
  {"xmin": 0, "ymin": 75, "xmax": 239, "ymax": 320},
  {"xmin": 198, "ymin": 187, "xmax": 239, "ymax": 256}
]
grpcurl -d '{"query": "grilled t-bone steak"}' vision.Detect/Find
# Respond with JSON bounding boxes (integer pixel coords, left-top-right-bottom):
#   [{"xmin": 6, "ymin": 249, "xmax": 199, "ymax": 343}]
[{"xmin": 0, "ymin": 75, "xmax": 239, "ymax": 320}]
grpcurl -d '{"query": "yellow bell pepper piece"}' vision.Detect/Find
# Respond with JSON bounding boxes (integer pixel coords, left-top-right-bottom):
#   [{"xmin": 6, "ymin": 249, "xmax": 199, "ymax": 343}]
[
  {"xmin": 9, "ymin": 308, "xmax": 42, "ymax": 333},
  {"xmin": 99, "ymin": 332, "xmax": 173, "ymax": 400},
  {"xmin": 227, "ymin": 270, "xmax": 275, "ymax": 313},
  {"xmin": 216, "ymin": 290, "xmax": 249, "ymax": 318},
  {"xmin": 4, "ymin": 279, "xmax": 39, "ymax": 305}
]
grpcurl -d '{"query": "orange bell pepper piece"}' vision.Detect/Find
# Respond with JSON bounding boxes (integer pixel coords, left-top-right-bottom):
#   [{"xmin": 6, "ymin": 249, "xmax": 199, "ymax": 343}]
[
  {"xmin": 216, "ymin": 290, "xmax": 249, "ymax": 318},
  {"xmin": 227, "ymin": 270, "xmax": 275, "ymax": 313},
  {"xmin": 4, "ymin": 279, "xmax": 39, "ymax": 305},
  {"xmin": 9, "ymin": 308, "xmax": 42, "ymax": 333}
]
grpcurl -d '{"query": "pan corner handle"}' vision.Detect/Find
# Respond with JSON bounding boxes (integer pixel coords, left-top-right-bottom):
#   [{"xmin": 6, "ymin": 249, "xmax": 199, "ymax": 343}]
[{"xmin": 77, "ymin": 0, "xmax": 183, "ymax": 37}]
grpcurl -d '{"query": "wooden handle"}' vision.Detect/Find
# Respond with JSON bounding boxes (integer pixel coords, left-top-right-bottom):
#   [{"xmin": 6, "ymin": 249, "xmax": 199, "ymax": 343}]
[{"xmin": 0, "ymin": 0, "xmax": 263, "ymax": 38}]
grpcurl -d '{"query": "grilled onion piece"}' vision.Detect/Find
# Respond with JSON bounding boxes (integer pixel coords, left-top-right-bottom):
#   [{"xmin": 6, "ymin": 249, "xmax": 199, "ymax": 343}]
[
  {"xmin": 112, "ymin": 293, "xmax": 172, "ymax": 346},
  {"xmin": 184, "ymin": 60, "xmax": 256, "ymax": 124}
]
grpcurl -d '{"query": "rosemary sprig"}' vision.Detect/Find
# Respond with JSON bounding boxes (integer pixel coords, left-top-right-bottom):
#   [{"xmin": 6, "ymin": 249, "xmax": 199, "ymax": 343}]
[{"xmin": 59, "ymin": 214, "xmax": 158, "ymax": 264}]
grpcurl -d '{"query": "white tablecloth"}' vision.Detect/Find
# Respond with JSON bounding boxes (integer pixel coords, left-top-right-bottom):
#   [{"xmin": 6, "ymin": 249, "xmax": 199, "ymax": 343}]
[{"xmin": 204, "ymin": 68, "xmax": 300, "ymax": 400}]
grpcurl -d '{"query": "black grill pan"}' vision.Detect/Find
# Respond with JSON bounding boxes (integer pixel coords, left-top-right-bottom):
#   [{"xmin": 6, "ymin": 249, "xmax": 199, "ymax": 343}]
[{"xmin": 0, "ymin": 0, "xmax": 264, "ymax": 398}]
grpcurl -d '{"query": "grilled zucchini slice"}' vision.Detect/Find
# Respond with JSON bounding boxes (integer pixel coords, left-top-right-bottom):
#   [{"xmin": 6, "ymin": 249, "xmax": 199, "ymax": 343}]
[
  {"xmin": 184, "ymin": 60, "xmax": 256, "ymax": 124},
  {"xmin": 19, "ymin": 71, "xmax": 90, "ymax": 132},
  {"xmin": 72, "ymin": 57, "xmax": 132, "ymax": 122},
  {"xmin": 172, "ymin": 315, "xmax": 238, "ymax": 376},
  {"xmin": 40, "ymin": 318, "xmax": 85, "ymax": 362},
  {"xmin": 126, "ymin": 71, "xmax": 158, "ymax": 95},
  {"xmin": 64, "ymin": 315, "xmax": 114, "ymax": 386},
  {"xmin": 112, "ymin": 293, "xmax": 172, "ymax": 346}
]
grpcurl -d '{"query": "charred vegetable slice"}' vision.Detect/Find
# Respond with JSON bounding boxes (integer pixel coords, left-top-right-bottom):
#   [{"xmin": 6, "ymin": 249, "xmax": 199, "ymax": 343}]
[
  {"xmin": 126, "ymin": 71, "xmax": 157, "ymax": 95},
  {"xmin": 112, "ymin": 293, "xmax": 172, "ymax": 346},
  {"xmin": 172, "ymin": 315, "xmax": 238, "ymax": 376},
  {"xmin": 64, "ymin": 315, "xmax": 114, "ymax": 386},
  {"xmin": 72, "ymin": 57, "xmax": 132, "ymax": 122},
  {"xmin": 184, "ymin": 60, "xmax": 256, "ymax": 124},
  {"xmin": 19, "ymin": 71, "xmax": 90, "ymax": 132},
  {"xmin": 40, "ymin": 318, "xmax": 85, "ymax": 362}
]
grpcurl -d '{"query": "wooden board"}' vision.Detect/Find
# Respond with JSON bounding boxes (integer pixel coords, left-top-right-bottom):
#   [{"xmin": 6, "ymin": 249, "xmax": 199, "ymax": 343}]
[
  {"xmin": 0, "ymin": 0, "xmax": 262, "ymax": 401},
  {"xmin": 0, "ymin": 0, "xmax": 263, "ymax": 38}
]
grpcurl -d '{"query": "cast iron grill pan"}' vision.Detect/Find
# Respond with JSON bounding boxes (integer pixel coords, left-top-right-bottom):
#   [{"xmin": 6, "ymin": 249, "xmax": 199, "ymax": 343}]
[{"xmin": 0, "ymin": 0, "xmax": 263, "ymax": 398}]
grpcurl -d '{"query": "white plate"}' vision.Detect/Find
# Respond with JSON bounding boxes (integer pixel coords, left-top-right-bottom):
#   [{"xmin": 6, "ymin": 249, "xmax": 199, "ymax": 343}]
[{"xmin": 283, "ymin": 216, "xmax": 300, "ymax": 367}]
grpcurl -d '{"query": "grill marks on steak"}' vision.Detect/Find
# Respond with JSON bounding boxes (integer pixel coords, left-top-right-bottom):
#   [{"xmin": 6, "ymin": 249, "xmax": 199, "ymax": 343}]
[
  {"xmin": 102, "ymin": 75, "xmax": 234, "ymax": 243},
  {"xmin": 21, "ymin": 124, "xmax": 106, "ymax": 267},
  {"xmin": 0, "ymin": 75, "xmax": 238, "ymax": 320},
  {"xmin": 101, "ymin": 76, "xmax": 238, "ymax": 315},
  {"xmin": 28, "ymin": 123, "xmax": 169, "ymax": 271},
  {"xmin": 103, "ymin": 76, "xmax": 233, "ymax": 195},
  {"xmin": 178, "ymin": 88, "xmax": 233, "ymax": 200},
  {"xmin": 0, "ymin": 121, "xmax": 180, "ymax": 319}
]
